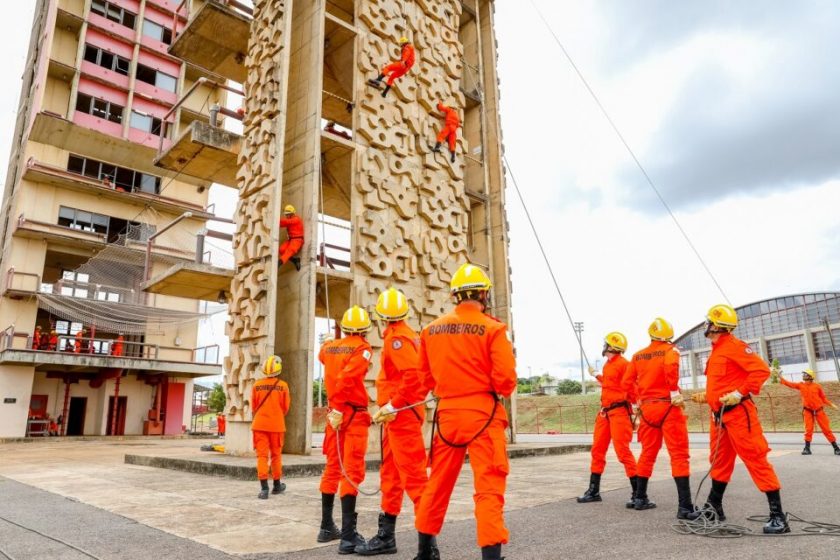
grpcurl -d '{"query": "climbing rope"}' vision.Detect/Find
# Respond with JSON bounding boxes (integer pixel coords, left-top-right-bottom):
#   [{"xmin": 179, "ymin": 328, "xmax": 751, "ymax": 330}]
[
  {"xmin": 526, "ymin": 0, "xmax": 730, "ymax": 305},
  {"xmin": 334, "ymin": 397, "xmax": 438, "ymax": 497}
]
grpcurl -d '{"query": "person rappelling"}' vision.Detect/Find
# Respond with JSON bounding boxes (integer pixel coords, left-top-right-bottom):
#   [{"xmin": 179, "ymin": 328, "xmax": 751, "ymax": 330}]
[
  {"xmin": 431, "ymin": 102, "xmax": 460, "ymax": 163},
  {"xmin": 278, "ymin": 204, "xmax": 303, "ymax": 271},
  {"xmin": 368, "ymin": 37, "xmax": 415, "ymax": 98}
]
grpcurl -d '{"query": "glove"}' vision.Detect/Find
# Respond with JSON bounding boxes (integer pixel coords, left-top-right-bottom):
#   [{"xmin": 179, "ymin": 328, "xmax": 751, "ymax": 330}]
[
  {"xmin": 829, "ymin": 402, "xmax": 839, "ymax": 411},
  {"xmin": 670, "ymin": 391, "xmax": 685, "ymax": 409},
  {"xmin": 719, "ymin": 390, "xmax": 743, "ymax": 407},
  {"xmin": 690, "ymin": 392, "xmax": 707, "ymax": 404},
  {"xmin": 372, "ymin": 402, "xmax": 397, "ymax": 424},
  {"xmin": 587, "ymin": 366, "xmax": 597, "ymax": 377},
  {"xmin": 327, "ymin": 409, "xmax": 343, "ymax": 430}
]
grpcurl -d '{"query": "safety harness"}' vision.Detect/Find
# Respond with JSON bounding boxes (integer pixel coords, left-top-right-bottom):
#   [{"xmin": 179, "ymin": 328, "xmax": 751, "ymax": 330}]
[
  {"xmin": 600, "ymin": 400, "xmax": 631, "ymax": 418},
  {"xmin": 428, "ymin": 393, "xmax": 499, "ymax": 464},
  {"xmin": 713, "ymin": 395, "xmax": 753, "ymax": 432},
  {"xmin": 638, "ymin": 397, "xmax": 675, "ymax": 429},
  {"xmin": 251, "ymin": 377, "xmax": 282, "ymax": 417}
]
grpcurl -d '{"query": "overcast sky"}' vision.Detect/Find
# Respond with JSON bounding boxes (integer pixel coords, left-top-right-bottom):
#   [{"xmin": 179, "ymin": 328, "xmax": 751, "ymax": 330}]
[{"xmin": 1, "ymin": 2, "xmax": 838, "ymax": 383}]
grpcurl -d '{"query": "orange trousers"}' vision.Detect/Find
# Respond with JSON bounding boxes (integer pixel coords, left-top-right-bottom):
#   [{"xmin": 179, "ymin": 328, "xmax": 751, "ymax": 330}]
[
  {"xmin": 636, "ymin": 402, "xmax": 690, "ymax": 478},
  {"xmin": 435, "ymin": 125, "xmax": 458, "ymax": 152},
  {"xmin": 709, "ymin": 400, "xmax": 780, "ymax": 492},
  {"xmin": 253, "ymin": 430, "xmax": 284, "ymax": 480},
  {"xmin": 590, "ymin": 407, "xmax": 637, "ymax": 477},
  {"xmin": 319, "ymin": 411, "xmax": 370, "ymax": 497},
  {"xmin": 382, "ymin": 62, "xmax": 410, "ymax": 86},
  {"xmin": 279, "ymin": 238, "xmax": 303, "ymax": 264},
  {"xmin": 415, "ymin": 410, "xmax": 509, "ymax": 548},
  {"xmin": 381, "ymin": 409, "xmax": 428, "ymax": 516},
  {"xmin": 804, "ymin": 408, "xmax": 836, "ymax": 443}
]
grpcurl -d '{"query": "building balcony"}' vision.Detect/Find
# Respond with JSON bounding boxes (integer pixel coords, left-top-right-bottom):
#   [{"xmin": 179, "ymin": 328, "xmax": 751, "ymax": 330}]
[
  {"xmin": 169, "ymin": 0, "xmax": 252, "ymax": 83},
  {"xmin": 22, "ymin": 159, "xmax": 215, "ymax": 220},
  {"xmin": 12, "ymin": 216, "xmax": 195, "ymax": 263},
  {"xmin": 142, "ymin": 261, "xmax": 234, "ymax": 301},
  {"xmin": 28, "ymin": 111, "xmax": 199, "ymax": 183}
]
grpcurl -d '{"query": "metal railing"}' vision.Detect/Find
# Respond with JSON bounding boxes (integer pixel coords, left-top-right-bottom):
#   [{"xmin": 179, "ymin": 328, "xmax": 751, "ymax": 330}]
[
  {"xmin": 157, "ymin": 77, "xmax": 245, "ymax": 157},
  {"xmin": 193, "ymin": 344, "xmax": 220, "ymax": 364},
  {"xmin": 5, "ymin": 268, "xmax": 41, "ymax": 294},
  {"xmin": 318, "ymin": 242, "xmax": 351, "ymax": 270}
]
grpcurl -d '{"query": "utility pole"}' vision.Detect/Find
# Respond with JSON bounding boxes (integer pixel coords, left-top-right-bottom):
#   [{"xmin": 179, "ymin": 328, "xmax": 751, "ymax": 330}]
[
  {"xmin": 823, "ymin": 317, "xmax": 840, "ymax": 382},
  {"xmin": 574, "ymin": 322, "xmax": 585, "ymax": 395}
]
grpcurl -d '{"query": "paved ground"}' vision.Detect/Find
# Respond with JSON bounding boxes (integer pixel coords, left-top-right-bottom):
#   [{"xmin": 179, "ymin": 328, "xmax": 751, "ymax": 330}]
[{"xmin": 1, "ymin": 435, "xmax": 839, "ymax": 559}]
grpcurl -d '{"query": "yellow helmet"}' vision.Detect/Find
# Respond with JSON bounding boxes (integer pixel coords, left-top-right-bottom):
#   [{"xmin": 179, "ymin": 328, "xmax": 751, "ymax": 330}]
[
  {"xmin": 648, "ymin": 317, "xmax": 674, "ymax": 341},
  {"xmin": 802, "ymin": 369, "xmax": 817, "ymax": 381},
  {"xmin": 284, "ymin": 204, "xmax": 296, "ymax": 214},
  {"xmin": 263, "ymin": 355, "xmax": 282, "ymax": 376},
  {"xmin": 399, "ymin": 37, "xmax": 409, "ymax": 44},
  {"xmin": 603, "ymin": 331, "xmax": 628, "ymax": 352},
  {"xmin": 376, "ymin": 287, "xmax": 409, "ymax": 321},
  {"xmin": 341, "ymin": 305, "xmax": 372, "ymax": 333},
  {"xmin": 450, "ymin": 263, "xmax": 492, "ymax": 295},
  {"xmin": 706, "ymin": 304, "xmax": 738, "ymax": 329}
]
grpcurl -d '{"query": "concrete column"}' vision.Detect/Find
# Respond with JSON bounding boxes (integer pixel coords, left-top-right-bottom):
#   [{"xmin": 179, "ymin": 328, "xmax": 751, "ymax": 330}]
[
  {"xmin": 803, "ymin": 329, "xmax": 817, "ymax": 371},
  {"xmin": 688, "ymin": 350, "xmax": 698, "ymax": 389},
  {"xmin": 758, "ymin": 337, "xmax": 769, "ymax": 362}
]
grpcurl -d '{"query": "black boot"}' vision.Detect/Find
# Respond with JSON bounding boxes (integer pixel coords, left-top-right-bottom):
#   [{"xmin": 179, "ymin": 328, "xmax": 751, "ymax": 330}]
[
  {"xmin": 633, "ymin": 477, "xmax": 656, "ymax": 510},
  {"xmin": 576, "ymin": 473, "xmax": 602, "ymax": 503},
  {"xmin": 625, "ymin": 476, "xmax": 638, "ymax": 508},
  {"xmin": 481, "ymin": 544, "xmax": 502, "ymax": 560},
  {"xmin": 356, "ymin": 513, "xmax": 397, "ymax": 556},
  {"xmin": 317, "ymin": 493, "xmax": 341, "ymax": 543},
  {"xmin": 703, "ymin": 479, "xmax": 727, "ymax": 521},
  {"xmin": 338, "ymin": 495, "xmax": 366, "ymax": 554},
  {"xmin": 763, "ymin": 490, "xmax": 790, "ymax": 534},
  {"xmin": 381, "ymin": 85, "xmax": 391, "ymax": 98},
  {"xmin": 272, "ymin": 479, "xmax": 286, "ymax": 495},
  {"xmin": 833, "ymin": 441, "xmax": 840, "ymax": 455},
  {"xmin": 375, "ymin": 74, "xmax": 384, "ymax": 83},
  {"xmin": 413, "ymin": 532, "xmax": 440, "ymax": 560},
  {"xmin": 258, "ymin": 479, "xmax": 269, "ymax": 500},
  {"xmin": 674, "ymin": 476, "xmax": 700, "ymax": 520},
  {"xmin": 291, "ymin": 257, "xmax": 301, "ymax": 271},
  {"xmin": 802, "ymin": 441, "xmax": 812, "ymax": 455},
  {"xmin": 449, "ymin": 150, "xmax": 455, "ymax": 163},
  {"xmin": 431, "ymin": 142, "xmax": 441, "ymax": 153}
]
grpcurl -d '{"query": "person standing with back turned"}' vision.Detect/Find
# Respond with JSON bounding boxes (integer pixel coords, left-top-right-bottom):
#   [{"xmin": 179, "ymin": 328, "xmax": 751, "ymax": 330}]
[{"xmin": 413, "ymin": 263, "xmax": 516, "ymax": 560}]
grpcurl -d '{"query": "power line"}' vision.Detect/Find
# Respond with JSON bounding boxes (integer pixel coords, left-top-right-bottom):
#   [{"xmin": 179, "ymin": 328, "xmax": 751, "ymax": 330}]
[{"xmin": 527, "ymin": 0, "xmax": 731, "ymax": 305}]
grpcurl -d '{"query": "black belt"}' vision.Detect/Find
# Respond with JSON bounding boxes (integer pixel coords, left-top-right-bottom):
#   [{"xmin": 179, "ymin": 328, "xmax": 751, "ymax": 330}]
[
  {"xmin": 288, "ymin": 236, "xmax": 303, "ymax": 240},
  {"xmin": 804, "ymin": 407, "xmax": 824, "ymax": 415},
  {"xmin": 713, "ymin": 395, "xmax": 753, "ymax": 432},
  {"xmin": 601, "ymin": 401, "xmax": 630, "ymax": 417}
]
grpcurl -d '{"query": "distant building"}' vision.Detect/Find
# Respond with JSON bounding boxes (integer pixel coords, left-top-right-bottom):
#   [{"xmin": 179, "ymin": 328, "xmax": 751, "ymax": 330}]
[
  {"xmin": 675, "ymin": 292, "xmax": 840, "ymax": 389},
  {"xmin": 0, "ymin": 1, "xmax": 226, "ymax": 438}
]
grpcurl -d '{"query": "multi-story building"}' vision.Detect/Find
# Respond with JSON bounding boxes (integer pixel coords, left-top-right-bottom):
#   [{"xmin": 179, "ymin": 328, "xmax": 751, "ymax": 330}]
[
  {"xmin": 675, "ymin": 292, "xmax": 840, "ymax": 388},
  {"xmin": 0, "ymin": 0, "xmax": 229, "ymax": 438}
]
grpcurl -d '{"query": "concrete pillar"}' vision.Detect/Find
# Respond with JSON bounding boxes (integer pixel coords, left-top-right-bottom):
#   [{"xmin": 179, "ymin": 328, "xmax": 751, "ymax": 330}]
[
  {"xmin": 758, "ymin": 337, "xmax": 769, "ymax": 362},
  {"xmin": 803, "ymin": 329, "xmax": 817, "ymax": 371},
  {"xmin": 688, "ymin": 350, "xmax": 698, "ymax": 389}
]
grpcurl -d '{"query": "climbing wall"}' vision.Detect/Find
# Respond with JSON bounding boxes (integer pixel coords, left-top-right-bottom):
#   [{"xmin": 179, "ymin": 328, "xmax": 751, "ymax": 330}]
[
  {"xmin": 355, "ymin": 0, "xmax": 468, "ymax": 326},
  {"xmin": 224, "ymin": 0, "xmax": 291, "ymax": 451}
]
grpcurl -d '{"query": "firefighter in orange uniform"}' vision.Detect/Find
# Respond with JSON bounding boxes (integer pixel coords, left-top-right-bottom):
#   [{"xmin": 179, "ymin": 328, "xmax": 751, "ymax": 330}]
[
  {"xmin": 74, "ymin": 328, "xmax": 86, "ymax": 354},
  {"xmin": 279, "ymin": 205, "xmax": 304, "ymax": 271},
  {"xmin": 370, "ymin": 37, "xmax": 415, "ymax": 98},
  {"xmin": 577, "ymin": 332, "xmax": 638, "ymax": 506},
  {"xmin": 432, "ymin": 102, "xmax": 461, "ymax": 163},
  {"xmin": 689, "ymin": 304, "xmax": 789, "ymax": 533},
  {"xmin": 111, "ymin": 334, "xmax": 124, "ymax": 357},
  {"xmin": 32, "ymin": 325, "xmax": 42, "ymax": 350},
  {"xmin": 318, "ymin": 306, "xmax": 374, "ymax": 554},
  {"xmin": 251, "ymin": 355, "xmax": 290, "ymax": 499},
  {"xmin": 780, "ymin": 368, "xmax": 840, "ymax": 455},
  {"xmin": 623, "ymin": 318, "xmax": 699, "ymax": 518},
  {"xmin": 413, "ymin": 263, "xmax": 516, "ymax": 560},
  {"xmin": 356, "ymin": 288, "xmax": 429, "ymax": 556}
]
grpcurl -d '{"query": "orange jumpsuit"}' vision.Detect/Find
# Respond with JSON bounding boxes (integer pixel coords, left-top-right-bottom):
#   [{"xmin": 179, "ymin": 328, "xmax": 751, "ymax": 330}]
[
  {"xmin": 32, "ymin": 329, "xmax": 41, "ymax": 350},
  {"xmin": 74, "ymin": 331, "xmax": 84, "ymax": 353},
  {"xmin": 624, "ymin": 341, "xmax": 690, "ymax": 478},
  {"xmin": 780, "ymin": 378, "xmax": 836, "ymax": 443},
  {"xmin": 112, "ymin": 336, "xmax": 124, "ymax": 357},
  {"xmin": 590, "ymin": 354, "xmax": 637, "ymax": 477},
  {"xmin": 414, "ymin": 302, "xmax": 517, "ymax": 548},
  {"xmin": 319, "ymin": 335, "xmax": 373, "ymax": 497},
  {"xmin": 435, "ymin": 105, "xmax": 460, "ymax": 152},
  {"xmin": 377, "ymin": 321, "xmax": 429, "ymax": 516},
  {"xmin": 382, "ymin": 44, "xmax": 415, "ymax": 86},
  {"xmin": 251, "ymin": 376, "xmax": 290, "ymax": 480},
  {"xmin": 279, "ymin": 215, "xmax": 304, "ymax": 264},
  {"xmin": 705, "ymin": 333, "xmax": 780, "ymax": 492}
]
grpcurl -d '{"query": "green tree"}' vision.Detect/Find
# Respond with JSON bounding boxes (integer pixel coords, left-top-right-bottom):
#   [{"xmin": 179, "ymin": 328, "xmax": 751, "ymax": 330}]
[
  {"xmin": 556, "ymin": 379, "xmax": 582, "ymax": 395},
  {"xmin": 769, "ymin": 358, "xmax": 782, "ymax": 384},
  {"xmin": 313, "ymin": 380, "xmax": 328, "ymax": 407},
  {"xmin": 207, "ymin": 383, "xmax": 226, "ymax": 413}
]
